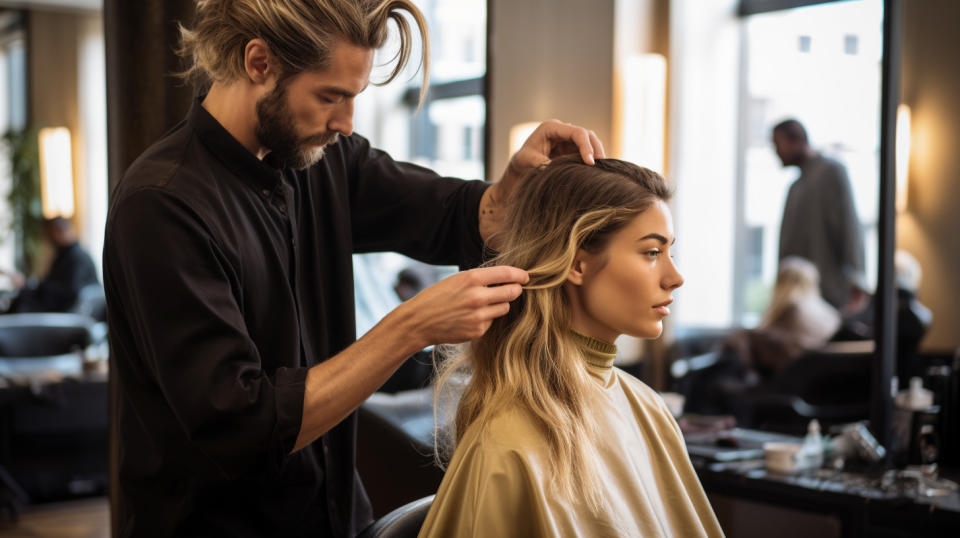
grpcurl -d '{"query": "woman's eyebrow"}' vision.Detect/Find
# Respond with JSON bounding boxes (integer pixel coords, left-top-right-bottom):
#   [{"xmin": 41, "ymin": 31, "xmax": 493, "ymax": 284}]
[{"xmin": 638, "ymin": 233, "xmax": 675, "ymax": 245}]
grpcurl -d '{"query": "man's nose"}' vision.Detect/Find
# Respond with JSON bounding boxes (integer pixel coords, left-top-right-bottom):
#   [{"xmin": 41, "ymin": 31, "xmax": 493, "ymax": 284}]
[{"xmin": 329, "ymin": 99, "xmax": 354, "ymax": 137}]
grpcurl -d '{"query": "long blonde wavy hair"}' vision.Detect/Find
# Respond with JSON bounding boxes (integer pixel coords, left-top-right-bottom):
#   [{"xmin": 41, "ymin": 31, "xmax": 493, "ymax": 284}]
[
  {"xmin": 433, "ymin": 155, "xmax": 671, "ymax": 510},
  {"xmin": 178, "ymin": 0, "xmax": 430, "ymax": 105}
]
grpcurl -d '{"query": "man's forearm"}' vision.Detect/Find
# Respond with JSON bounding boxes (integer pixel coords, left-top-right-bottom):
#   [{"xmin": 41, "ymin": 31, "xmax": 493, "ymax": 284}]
[{"xmin": 292, "ymin": 305, "xmax": 427, "ymax": 453}]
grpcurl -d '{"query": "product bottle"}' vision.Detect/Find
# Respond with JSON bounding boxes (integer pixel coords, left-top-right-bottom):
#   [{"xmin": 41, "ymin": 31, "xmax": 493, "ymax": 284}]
[{"xmin": 803, "ymin": 419, "xmax": 824, "ymax": 470}]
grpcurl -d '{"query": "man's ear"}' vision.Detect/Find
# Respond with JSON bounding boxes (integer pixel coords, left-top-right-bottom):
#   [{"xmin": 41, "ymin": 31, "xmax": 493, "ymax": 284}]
[
  {"xmin": 244, "ymin": 38, "xmax": 276, "ymax": 85},
  {"xmin": 566, "ymin": 250, "xmax": 589, "ymax": 286}
]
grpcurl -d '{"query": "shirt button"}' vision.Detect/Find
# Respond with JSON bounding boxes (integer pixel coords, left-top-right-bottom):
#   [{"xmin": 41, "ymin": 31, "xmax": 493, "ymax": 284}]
[
  {"xmin": 278, "ymin": 203, "xmax": 287, "ymax": 213},
  {"xmin": 261, "ymin": 189, "xmax": 270, "ymax": 197}
]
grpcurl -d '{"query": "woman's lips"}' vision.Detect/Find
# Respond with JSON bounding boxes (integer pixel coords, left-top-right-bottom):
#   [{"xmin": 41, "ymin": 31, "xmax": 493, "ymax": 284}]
[{"xmin": 653, "ymin": 299, "xmax": 673, "ymax": 317}]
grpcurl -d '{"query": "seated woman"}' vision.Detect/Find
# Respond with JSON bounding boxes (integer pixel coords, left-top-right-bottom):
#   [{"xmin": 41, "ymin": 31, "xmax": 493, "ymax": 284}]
[
  {"xmin": 419, "ymin": 156, "xmax": 723, "ymax": 537},
  {"xmin": 723, "ymin": 257, "xmax": 840, "ymax": 379}
]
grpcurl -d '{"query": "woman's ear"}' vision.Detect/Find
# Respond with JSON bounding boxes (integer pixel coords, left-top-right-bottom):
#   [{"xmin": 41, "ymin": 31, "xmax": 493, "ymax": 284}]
[{"xmin": 566, "ymin": 250, "xmax": 589, "ymax": 286}]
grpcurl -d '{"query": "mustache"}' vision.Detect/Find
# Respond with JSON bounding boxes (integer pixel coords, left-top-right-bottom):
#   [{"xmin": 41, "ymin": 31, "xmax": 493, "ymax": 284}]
[{"xmin": 302, "ymin": 132, "xmax": 339, "ymax": 147}]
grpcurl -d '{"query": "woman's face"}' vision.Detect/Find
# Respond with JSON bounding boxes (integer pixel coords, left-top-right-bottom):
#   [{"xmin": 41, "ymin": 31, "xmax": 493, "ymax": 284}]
[{"xmin": 566, "ymin": 200, "xmax": 684, "ymax": 342}]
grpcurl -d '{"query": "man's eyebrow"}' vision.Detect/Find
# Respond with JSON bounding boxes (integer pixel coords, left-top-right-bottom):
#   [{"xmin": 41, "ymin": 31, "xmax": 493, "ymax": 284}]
[
  {"xmin": 318, "ymin": 83, "xmax": 369, "ymax": 98},
  {"xmin": 638, "ymin": 233, "xmax": 676, "ymax": 245}
]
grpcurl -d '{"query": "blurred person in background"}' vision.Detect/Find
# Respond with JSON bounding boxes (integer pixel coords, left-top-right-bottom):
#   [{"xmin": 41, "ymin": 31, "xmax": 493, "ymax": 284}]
[
  {"xmin": 772, "ymin": 119, "xmax": 866, "ymax": 313},
  {"xmin": 724, "ymin": 257, "xmax": 840, "ymax": 379},
  {"xmin": 1, "ymin": 217, "xmax": 99, "ymax": 313}
]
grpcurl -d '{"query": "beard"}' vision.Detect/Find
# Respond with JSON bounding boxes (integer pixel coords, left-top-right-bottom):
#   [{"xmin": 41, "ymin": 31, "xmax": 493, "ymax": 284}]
[{"xmin": 255, "ymin": 82, "xmax": 339, "ymax": 170}]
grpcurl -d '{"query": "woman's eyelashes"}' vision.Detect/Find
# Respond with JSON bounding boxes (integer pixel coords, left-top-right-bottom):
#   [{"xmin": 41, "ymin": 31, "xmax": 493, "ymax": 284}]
[{"xmin": 643, "ymin": 249, "xmax": 662, "ymax": 259}]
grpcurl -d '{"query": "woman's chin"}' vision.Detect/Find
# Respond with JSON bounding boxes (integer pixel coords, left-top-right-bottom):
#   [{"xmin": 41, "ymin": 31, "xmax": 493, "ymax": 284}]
[{"xmin": 625, "ymin": 321, "xmax": 663, "ymax": 340}]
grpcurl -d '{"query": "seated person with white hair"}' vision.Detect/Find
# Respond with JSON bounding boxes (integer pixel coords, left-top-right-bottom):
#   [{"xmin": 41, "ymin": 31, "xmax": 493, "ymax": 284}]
[{"xmin": 723, "ymin": 256, "xmax": 840, "ymax": 378}]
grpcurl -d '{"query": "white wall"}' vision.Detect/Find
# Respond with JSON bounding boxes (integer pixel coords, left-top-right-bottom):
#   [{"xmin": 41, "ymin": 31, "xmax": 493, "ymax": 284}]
[
  {"xmin": 668, "ymin": 0, "xmax": 741, "ymax": 327},
  {"xmin": 487, "ymin": 0, "xmax": 615, "ymax": 181}
]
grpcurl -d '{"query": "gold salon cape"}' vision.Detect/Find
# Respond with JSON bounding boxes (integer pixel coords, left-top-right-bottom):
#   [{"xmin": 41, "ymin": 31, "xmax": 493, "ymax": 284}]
[{"xmin": 418, "ymin": 334, "xmax": 724, "ymax": 537}]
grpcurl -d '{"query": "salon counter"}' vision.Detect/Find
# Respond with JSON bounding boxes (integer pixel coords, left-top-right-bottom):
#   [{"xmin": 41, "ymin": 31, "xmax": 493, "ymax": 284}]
[{"xmin": 691, "ymin": 454, "xmax": 960, "ymax": 537}]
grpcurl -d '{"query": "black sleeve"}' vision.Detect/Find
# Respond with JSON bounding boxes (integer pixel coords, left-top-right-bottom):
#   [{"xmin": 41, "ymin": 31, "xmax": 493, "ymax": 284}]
[
  {"xmin": 104, "ymin": 188, "xmax": 306, "ymax": 480},
  {"xmin": 345, "ymin": 135, "xmax": 490, "ymax": 269}
]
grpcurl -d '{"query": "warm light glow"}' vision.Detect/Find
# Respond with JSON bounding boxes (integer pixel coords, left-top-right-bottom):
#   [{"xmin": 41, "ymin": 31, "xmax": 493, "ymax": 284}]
[
  {"xmin": 895, "ymin": 104, "xmax": 911, "ymax": 213},
  {"xmin": 509, "ymin": 121, "xmax": 540, "ymax": 156},
  {"xmin": 618, "ymin": 53, "xmax": 667, "ymax": 173},
  {"xmin": 38, "ymin": 127, "xmax": 75, "ymax": 219}
]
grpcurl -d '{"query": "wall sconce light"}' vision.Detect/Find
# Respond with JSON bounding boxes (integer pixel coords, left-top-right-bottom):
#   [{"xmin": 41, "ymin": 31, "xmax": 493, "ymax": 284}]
[
  {"xmin": 38, "ymin": 126, "xmax": 75, "ymax": 219},
  {"xmin": 895, "ymin": 104, "xmax": 911, "ymax": 213}
]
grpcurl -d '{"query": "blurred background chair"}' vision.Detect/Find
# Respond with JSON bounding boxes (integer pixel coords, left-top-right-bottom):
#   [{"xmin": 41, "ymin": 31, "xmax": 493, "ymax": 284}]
[
  {"xmin": 0, "ymin": 312, "xmax": 108, "ymax": 509},
  {"xmin": 70, "ymin": 284, "xmax": 107, "ymax": 323},
  {"xmin": 0, "ymin": 313, "xmax": 94, "ymax": 357}
]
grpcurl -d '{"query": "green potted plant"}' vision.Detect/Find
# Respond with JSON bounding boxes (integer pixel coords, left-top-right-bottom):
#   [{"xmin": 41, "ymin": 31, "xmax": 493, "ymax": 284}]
[{"xmin": 3, "ymin": 127, "xmax": 44, "ymax": 276}]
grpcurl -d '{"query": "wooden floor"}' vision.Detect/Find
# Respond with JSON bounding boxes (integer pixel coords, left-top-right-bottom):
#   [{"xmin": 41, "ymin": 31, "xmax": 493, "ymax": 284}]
[{"xmin": 0, "ymin": 497, "xmax": 108, "ymax": 538}]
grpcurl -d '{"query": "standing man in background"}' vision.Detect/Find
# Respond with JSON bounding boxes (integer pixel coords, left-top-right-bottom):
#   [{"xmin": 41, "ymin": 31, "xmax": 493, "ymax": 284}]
[
  {"xmin": 772, "ymin": 118, "xmax": 866, "ymax": 312},
  {"xmin": 103, "ymin": 0, "xmax": 604, "ymax": 536}
]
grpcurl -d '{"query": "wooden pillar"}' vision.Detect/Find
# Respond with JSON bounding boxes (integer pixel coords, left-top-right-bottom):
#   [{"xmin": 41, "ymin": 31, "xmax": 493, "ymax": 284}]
[{"xmin": 103, "ymin": 2, "xmax": 195, "ymax": 534}]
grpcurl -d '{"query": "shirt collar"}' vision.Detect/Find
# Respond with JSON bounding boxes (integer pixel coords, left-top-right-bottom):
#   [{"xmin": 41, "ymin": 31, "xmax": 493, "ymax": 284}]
[
  {"xmin": 570, "ymin": 331, "xmax": 617, "ymax": 370},
  {"xmin": 188, "ymin": 95, "xmax": 284, "ymax": 192}
]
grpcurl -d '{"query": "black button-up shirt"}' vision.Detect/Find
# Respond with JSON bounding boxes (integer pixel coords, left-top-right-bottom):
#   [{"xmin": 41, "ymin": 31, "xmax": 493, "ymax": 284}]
[{"xmin": 104, "ymin": 99, "xmax": 488, "ymax": 537}]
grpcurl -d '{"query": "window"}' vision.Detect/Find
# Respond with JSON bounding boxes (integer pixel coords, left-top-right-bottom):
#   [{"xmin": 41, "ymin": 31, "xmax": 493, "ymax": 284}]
[
  {"xmin": 352, "ymin": 0, "xmax": 487, "ymax": 338},
  {"xmin": 0, "ymin": 13, "xmax": 26, "ymax": 283},
  {"xmin": 844, "ymin": 34, "xmax": 859, "ymax": 55},
  {"xmin": 736, "ymin": 0, "xmax": 882, "ymax": 325},
  {"xmin": 668, "ymin": 0, "xmax": 882, "ymax": 329}
]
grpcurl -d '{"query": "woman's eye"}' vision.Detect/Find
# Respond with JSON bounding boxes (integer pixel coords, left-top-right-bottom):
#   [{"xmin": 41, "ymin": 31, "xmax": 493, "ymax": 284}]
[{"xmin": 643, "ymin": 249, "xmax": 661, "ymax": 259}]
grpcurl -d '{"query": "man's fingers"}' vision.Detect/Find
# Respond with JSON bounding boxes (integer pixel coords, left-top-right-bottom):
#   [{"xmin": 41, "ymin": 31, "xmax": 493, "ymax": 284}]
[
  {"xmin": 470, "ymin": 265, "xmax": 529, "ymax": 286},
  {"xmin": 476, "ymin": 301, "xmax": 512, "ymax": 322},
  {"xmin": 588, "ymin": 130, "xmax": 606, "ymax": 159},
  {"xmin": 480, "ymin": 282, "xmax": 523, "ymax": 305},
  {"xmin": 570, "ymin": 128, "xmax": 596, "ymax": 165},
  {"xmin": 540, "ymin": 122, "xmax": 600, "ymax": 165}
]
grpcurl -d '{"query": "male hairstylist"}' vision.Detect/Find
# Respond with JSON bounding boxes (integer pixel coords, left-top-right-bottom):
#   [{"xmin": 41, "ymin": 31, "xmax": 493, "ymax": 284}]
[{"xmin": 103, "ymin": 0, "xmax": 604, "ymax": 536}]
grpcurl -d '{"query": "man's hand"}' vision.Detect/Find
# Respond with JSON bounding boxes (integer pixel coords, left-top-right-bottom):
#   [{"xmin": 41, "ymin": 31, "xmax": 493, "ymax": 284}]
[
  {"xmin": 293, "ymin": 265, "xmax": 528, "ymax": 451},
  {"xmin": 480, "ymin": 120, "xmax": 606, "ymax": 246},
  {"xmin": 397, "ymin": 265, "xmax": 529, "ymax": 351}
]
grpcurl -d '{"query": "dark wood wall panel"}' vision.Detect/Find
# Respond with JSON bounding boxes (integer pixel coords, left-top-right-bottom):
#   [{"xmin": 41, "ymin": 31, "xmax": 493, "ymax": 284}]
[{"xmin": 104, "ymin": 0, "xmax": 195, "ymax": 193}]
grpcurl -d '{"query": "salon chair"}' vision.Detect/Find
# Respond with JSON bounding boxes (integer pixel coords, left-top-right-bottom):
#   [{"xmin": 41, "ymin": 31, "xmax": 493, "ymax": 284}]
[
  {"xmin": 0, "ymin": 313, "xmax": 107, "ymax": 505},
  {"xmin": 71, "ymin": 284, "xmax": 107, "ymax": 323},
  {"xmin": 357, "ymin": 495, "xmax": 434, "ymax": 538},
  {"xmin": 730, "ymin": 348, "xmax": 872, "ymax": 433},
  {"xmin": 0, "ymin": 313, "xmax": 95, "ymax": 358},
  {"xmin": 671, "ymin": 340, "xmax": 872, "ymax": 433}
]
